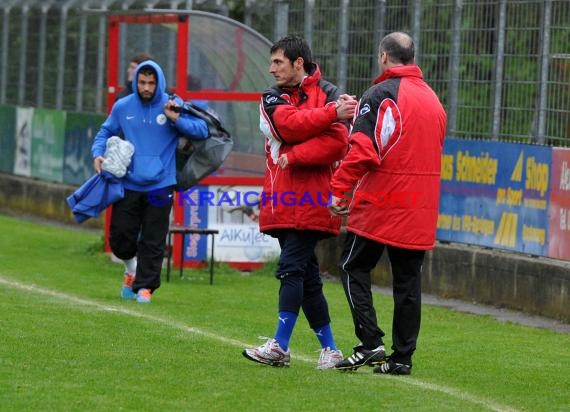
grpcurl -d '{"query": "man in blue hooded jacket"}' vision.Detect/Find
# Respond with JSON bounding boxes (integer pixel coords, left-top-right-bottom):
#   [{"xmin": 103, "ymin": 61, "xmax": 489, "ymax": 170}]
[{"xmin": 92, "ymin": 60, "xmax": 209, "ymax": 303}]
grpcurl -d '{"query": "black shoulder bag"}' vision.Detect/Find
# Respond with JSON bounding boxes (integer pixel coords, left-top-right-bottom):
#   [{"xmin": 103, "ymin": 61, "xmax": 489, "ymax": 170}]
[{"xmin": 173, "ymin": 101, "xmax": 233, "ymax": 190}]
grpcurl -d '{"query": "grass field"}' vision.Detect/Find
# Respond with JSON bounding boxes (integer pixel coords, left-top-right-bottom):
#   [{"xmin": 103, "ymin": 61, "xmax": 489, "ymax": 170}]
[{"xmin": 0, "ymin": 213, "xmax": 568, "ymax": 411}]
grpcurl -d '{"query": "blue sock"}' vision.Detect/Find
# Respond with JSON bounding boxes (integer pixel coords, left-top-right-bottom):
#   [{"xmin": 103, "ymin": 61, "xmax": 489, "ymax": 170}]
[
  {"xmin": 313, "ymin": 323, "xmax": 337, "ymax": 350},
  {"xmin": 274, "ymin": 311, "xmax": 298, "ymax": 351}
]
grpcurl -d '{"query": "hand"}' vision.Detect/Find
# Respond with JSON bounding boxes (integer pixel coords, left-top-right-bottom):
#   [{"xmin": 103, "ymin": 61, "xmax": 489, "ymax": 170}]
[
  {"xmin": 93, "ymin": 156, "xmax": 105, "ymax": 174},
  {"xmin": 338, "ymin": 94, "xmax": 357, "ymax": 102},
  {"xmin": 277, "ymin": 153, "xmax": 289, "ymax": 169},
  {"xmin": 163, "ymin": 99, "xmax": 180, "ymax": 122},
  {"xmin": 335, "ymin": 94, "xmax": 358, "ymax": 120},
  {"xmin": 329, "ymin": 195, "xmax": 350, "ymax": 216}
]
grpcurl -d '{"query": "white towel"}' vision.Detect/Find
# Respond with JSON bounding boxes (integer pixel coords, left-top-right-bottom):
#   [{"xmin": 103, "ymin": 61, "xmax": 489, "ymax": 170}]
[{"xmin": 102, "ymin": 136, "xmax": 135, "ymax": 178}]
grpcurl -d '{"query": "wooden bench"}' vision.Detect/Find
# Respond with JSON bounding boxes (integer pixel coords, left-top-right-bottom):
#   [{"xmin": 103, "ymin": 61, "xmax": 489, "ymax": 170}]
[{"xmin": 166, "ymin": 225, "xmax": 219, "ymax": 284}]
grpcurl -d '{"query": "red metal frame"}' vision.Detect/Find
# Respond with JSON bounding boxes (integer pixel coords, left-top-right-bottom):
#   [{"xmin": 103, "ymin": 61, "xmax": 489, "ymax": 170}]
[
  {"xmin": 106, "ymin": 14, "xmax": 261, "ymax": 111},
  {"xmin": 106, "ymin": 14, "xmax": 189, "ymax": 110},
  {"xmin": 104, "ymin": 13, "xmax": 264, "ymax": 271}
]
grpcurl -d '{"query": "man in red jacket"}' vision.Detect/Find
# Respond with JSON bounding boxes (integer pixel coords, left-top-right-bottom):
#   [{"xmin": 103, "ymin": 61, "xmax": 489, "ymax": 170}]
[
  {"xmin": 242, "ymin": 35, "xmax": 357, "ymax": 369},
  {"xmin": 330, "ymin": 32, "xmax": 447, "ymax": 375}
]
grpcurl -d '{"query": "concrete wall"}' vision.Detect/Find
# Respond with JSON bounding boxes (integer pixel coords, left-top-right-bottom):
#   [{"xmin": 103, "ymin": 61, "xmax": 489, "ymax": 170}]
[
  {"xmin": 2, "ymin": 172, "xmax": 569, "ymax": 323},
  {"xmin": 0, "ymin": 172, "xmax": 103, "ymax": 229}
]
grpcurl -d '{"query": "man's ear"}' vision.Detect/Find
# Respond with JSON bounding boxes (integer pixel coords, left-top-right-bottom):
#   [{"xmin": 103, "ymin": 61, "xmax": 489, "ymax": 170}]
[{"xmin": 294, "ymin": 57, "xmax": 304, "ymax": 71}]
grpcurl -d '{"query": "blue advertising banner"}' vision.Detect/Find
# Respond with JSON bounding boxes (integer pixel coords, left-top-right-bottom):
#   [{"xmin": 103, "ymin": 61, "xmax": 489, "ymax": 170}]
[
  {"xmin": 437, "ymin": 138, "xmax": 551, "ymax": 256},
  {"xmin": 182, "ymin": 186, "xmax": 210, "ymax": 261}
]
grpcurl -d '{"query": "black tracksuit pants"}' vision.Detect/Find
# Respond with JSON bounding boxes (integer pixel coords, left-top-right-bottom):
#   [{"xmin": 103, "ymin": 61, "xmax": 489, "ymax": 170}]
[
  {"xmin": 339, "ymin": 231, "xmax": 425, "ymax": 365},
  {"xmin": 109, "ymin": 188, "xmax": 173, "ymax": 293}
]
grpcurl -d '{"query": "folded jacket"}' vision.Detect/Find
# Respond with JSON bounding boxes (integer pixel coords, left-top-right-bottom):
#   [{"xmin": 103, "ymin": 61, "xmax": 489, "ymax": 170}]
[{"xmin": 66, "ymin": 170, "xmax": 124, "ymax": 223}]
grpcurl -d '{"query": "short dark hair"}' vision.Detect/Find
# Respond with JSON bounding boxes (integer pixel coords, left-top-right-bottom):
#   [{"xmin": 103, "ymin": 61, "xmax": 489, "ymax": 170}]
[
  {"xmin": 379, "ymin": 32, "xmax": 415, "ymax": 65},
  {"xmin": 138, "ymin": 65, "xmax": 157, "ymax": 78},
  {"xmin": 131, "ymin": 52, "xmax": 153, "ymax": 64},
  {"xmin": 270, "ymin": 35, "xmax": 313, "ymax": 73}
]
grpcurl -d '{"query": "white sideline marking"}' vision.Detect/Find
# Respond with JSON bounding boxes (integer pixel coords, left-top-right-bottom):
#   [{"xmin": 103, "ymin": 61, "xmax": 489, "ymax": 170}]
[{"xmin": 1, "ymin": 276, "xmax": 519, "ymax": 412}]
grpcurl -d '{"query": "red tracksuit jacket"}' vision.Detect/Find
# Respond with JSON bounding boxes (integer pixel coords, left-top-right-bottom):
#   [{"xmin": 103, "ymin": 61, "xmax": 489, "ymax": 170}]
[
  {"xmin": 331, "ymin": 65, "xmax": 447, "ymax": 249},
  {"xmin": 259, "ymin": 64, "xmax": 349, "ymax": 237}
]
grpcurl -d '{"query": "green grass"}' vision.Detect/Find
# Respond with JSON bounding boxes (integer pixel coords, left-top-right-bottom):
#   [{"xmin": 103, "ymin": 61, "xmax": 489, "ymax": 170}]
[{"xmin": 0, "ymin": 213, "xmax": 568, "ymax": 411}]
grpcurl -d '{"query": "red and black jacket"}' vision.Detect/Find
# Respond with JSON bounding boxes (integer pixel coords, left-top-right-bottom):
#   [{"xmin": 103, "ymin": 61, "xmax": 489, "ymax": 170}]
[
  {"xmin": 259, "ymin": 64, "xmax": 349, "ymax": 237},
  {"xmin": 331, "ymin": 65, "xmax": 447, "ymax": 249}
]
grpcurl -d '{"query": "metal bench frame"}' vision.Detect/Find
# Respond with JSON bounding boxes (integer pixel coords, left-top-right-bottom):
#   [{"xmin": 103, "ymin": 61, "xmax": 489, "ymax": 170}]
[{"xmin": 166, "ymin": 225, "xmax": 219, "ymax": 284}]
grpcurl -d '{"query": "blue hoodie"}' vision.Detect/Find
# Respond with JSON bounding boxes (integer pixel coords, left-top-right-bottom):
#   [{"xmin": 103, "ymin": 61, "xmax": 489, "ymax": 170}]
[{"xmin": 91, "ymin": 60, "xmax": 209, "ymax": 191}]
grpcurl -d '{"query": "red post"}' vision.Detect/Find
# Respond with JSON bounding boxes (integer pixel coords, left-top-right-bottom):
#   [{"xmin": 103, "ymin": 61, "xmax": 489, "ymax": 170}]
[
  {"xmin": 175, "ymin": 15, "xmax": 189, "ymax": 97},
  {"xmin": 103, "ymin": 18, "xmax": 120, "ymax": 253},
  {"xmin": 172, "ymin": 16, "xmax": 189, "ymax": 268},
  {"xmin": 106, "ymin": 19, "xmax": 120, "ymax": 114}
]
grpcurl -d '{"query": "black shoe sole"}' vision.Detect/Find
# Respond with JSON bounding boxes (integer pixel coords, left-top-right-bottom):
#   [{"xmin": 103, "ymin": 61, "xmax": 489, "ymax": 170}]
[
  {"xmin": 242, "ymin": 350, "xmax": 290, "ymax": 367},
  {"xmin": 373, "ymin": 362, "xmax": 411, "ymax": 375}
]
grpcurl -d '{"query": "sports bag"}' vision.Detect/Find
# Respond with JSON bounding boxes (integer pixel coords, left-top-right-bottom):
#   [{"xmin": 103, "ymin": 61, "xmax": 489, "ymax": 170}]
[{"xmin": 173, "ymin": 101, "xmax": 233, "ymax": 190}]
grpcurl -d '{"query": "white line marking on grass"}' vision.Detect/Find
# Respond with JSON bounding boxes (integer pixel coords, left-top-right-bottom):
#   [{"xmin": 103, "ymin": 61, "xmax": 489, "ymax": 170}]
[{"xmin": 1, "ymin": 277, "xmax": 519, "ymax": 412}]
